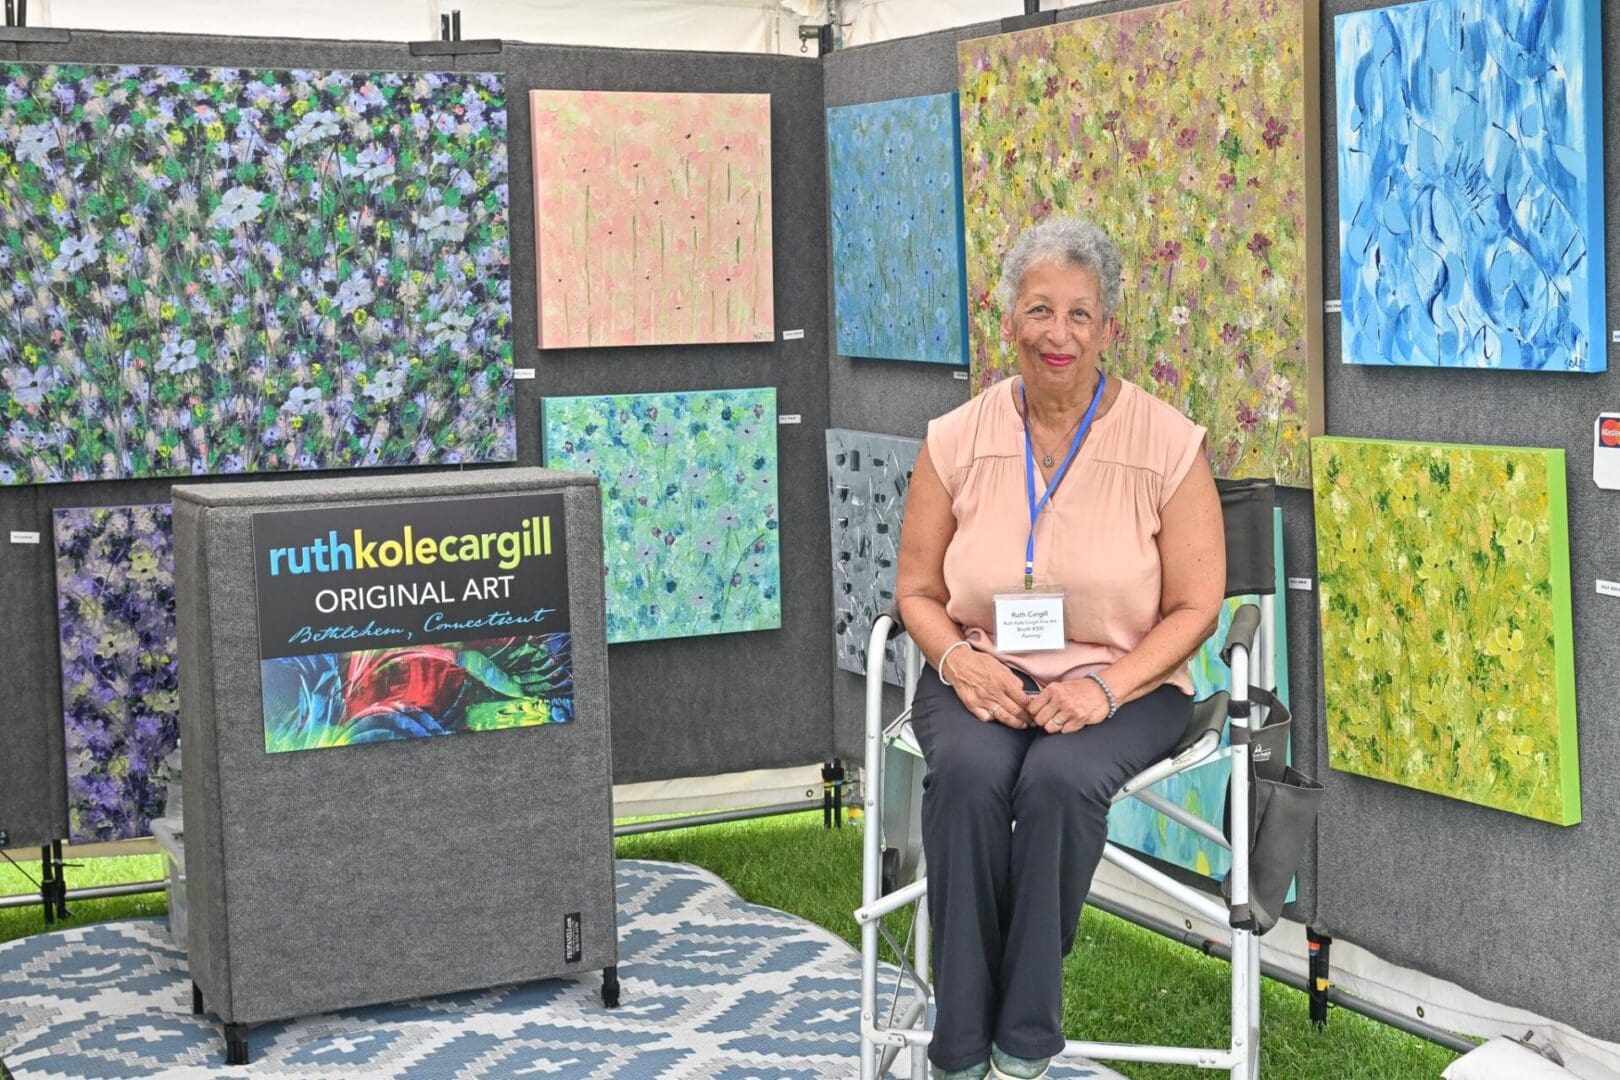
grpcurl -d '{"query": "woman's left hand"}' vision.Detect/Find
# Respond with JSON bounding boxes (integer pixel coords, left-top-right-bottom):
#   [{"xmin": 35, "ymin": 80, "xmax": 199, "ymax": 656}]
[{"xmin": 1028, "ymin": 678, "xmax": 1112, "ymax": 734}]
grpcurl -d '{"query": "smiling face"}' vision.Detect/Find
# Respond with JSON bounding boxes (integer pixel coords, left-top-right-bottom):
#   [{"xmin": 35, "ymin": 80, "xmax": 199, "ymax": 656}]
[{"xmin": 1001, "ymin": 259, "xmax": 1118, "ymax": 401}]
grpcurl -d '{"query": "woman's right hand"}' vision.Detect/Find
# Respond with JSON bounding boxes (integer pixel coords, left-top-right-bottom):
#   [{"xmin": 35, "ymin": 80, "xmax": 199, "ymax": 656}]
[{"xmin": 942, "ymin": 648, "xmax": 1033, "ymax": 728}]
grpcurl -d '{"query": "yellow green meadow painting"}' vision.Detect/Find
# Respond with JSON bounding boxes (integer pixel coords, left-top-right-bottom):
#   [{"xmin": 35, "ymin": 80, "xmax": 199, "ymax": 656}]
[
  {"xmin": 958, "ymin": 0, "xmax": 1322, "ymax": 486},
  {"xmin": 1312, "ymin": 437, "xmax": 1578, "ymax": 825}
]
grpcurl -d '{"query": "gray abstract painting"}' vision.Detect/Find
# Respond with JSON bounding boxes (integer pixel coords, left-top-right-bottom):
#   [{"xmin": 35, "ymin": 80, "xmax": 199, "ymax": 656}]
[{"xmin": 826, "ymin": 429, "xmax": 922, "ymax": 686}]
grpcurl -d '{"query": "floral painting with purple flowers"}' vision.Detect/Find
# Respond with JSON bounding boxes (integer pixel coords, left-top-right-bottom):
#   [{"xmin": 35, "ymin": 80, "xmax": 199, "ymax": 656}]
[
  {"xmin": 542, "ymin": 388, "xmax": 781, "ymax": 644},
  {"xmin": 0, "ymin": 63, "xmax": 514, "ymax": 486},
  {"xmin": 958, "ymin": 0, "xmax": 1322, "ymax": 486},
  {"xmin": 52, "ymin": 503, "xmax": 178, "ymax": 842}
]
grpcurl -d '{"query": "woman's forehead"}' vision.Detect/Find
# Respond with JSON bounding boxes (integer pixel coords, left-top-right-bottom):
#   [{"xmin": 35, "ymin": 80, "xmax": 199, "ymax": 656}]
[{"xmin": 1016, "ymin": 260, "xmax": 1102, "ymax": 300}]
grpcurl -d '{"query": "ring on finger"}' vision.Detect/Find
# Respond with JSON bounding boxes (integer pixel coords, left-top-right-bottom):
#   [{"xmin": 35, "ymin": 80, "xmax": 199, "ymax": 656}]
[{"xmin": 988, "ymin": 703, "xmax": 1000, "ymax": 720}]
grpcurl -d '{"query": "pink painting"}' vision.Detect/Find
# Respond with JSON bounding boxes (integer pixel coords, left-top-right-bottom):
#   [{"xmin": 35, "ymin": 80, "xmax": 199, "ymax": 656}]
[{"xmin": 531, "ymin": 90, "xmax": 775, "ymax": 349}]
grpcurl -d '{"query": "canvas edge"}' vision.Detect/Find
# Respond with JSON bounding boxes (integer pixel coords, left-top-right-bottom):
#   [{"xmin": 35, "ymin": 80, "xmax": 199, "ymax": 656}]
[
  {"xmin": 1545, "ymin": 448, "xmax": 1581, "ymax": 825},
  {"xmin": 1296, "ymin": 0, "xmax": 1325, "ymax": 485}
]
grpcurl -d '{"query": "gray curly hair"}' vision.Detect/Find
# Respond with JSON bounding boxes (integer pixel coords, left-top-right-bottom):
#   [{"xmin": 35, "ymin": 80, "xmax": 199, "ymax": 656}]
[{"xmin": 997, "ymin": 217, "xmax": 1123, "ymax": 319}]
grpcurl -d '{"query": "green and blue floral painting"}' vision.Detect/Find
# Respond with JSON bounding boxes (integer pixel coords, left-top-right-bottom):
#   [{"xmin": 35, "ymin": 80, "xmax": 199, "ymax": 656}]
[
  {"xmin": 53, "ymin": 503, "xmax": 178, "ymax": 843},
  {"xmin": 1107, "ymin": 509, "xmax": 1291, "ymax": 887},
  {"xmin": 1335, "ymin": 0, "xmax": 1607, "ymax": 370},
  {"xmin": 543, "ymin": 388, "xmax": 781, "ymax": 644},
  {"xmin": 826, "ymin": 93, "xmax": 968, "ymax": 365},
  {"xmin": 0, "ymin": 63, "xmax": 515, "ymax": 485}
]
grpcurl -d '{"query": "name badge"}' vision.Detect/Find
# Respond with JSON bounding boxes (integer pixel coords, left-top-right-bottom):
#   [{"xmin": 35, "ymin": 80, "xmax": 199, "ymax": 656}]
[{"xmin": 993, "ymin": 587, "xmax": 1066, "ymax": 653}]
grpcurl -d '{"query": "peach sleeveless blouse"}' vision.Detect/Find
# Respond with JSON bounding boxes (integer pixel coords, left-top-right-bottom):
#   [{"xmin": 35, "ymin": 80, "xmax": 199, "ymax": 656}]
[{"xmin": 927, "ymin": 376, "xmax": 1207, "ymax": 693}]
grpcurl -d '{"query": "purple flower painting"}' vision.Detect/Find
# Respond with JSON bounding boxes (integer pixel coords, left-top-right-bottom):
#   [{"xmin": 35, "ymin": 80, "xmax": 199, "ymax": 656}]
[
  {"xmin": 0, "ymin": 64, "xmax": 515, "ymax": 486},
  {"xmin": 52, "ymin": 504, "xmax": 178, "ymax": 842}
]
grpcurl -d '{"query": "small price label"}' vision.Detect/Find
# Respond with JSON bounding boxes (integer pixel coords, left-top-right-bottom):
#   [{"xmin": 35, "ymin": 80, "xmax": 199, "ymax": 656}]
[
  {"xmin": 9, "ymin": 530, "xmax": 40, "ymax": 545},
  {"xmin": 1612, "ymin": 330, "xmax": 1620, "ymax": 344},
  {"xmin": 513, "ymin": 367, "xmax": 536, "ymax": 380},
  {"xmin": 1324, "ymin": 300, "xmax": 1342, "ymax": 314},
  {"xmin": 782, "ymin": 329, "xmax": 805, "ymax": 341},
  {"xmin": 1287, "ymin": 577, "xmax": 1313, "ymax": 591},
  {"xmin": 778, "ymin": 414, "xmax": 802, "ymax": 425},
  {"xmin": 1597, "ymin": 579, "xmax": 1620, "ymax": 598},
  {"xmin": 953, "ymin": 370, "xmax": 970, "ymax": 381}
]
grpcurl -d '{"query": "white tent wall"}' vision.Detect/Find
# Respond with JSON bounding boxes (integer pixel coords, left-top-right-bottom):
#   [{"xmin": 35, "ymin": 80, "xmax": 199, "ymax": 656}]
[
  {"xmin": 32, "ymin": 0, "xmax": 822, "ymax": 53},
  {"xmin": 26, "ymin": 1, "xmax": 1123, "ymax": 53},
  {"xmin": 836, "ymin": 0, "xmax": 1108, "ymax": 47}
]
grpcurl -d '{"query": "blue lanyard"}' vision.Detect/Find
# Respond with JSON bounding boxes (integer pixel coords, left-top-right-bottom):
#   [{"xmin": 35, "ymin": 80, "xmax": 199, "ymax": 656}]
[{"xmin": 1022, "ymin": 373, "xmax": 1105, "ymax": 589}]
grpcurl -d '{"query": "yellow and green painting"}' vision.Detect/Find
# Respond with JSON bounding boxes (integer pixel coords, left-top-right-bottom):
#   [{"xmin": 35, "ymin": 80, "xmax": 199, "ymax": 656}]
[
  {"xmin": 1312, "ymin": 437, "xmax": 1578, "ymax": 825},
  {"xmin": 957, "ymin": 0, "xmax": 1322, "ymax": 486}
]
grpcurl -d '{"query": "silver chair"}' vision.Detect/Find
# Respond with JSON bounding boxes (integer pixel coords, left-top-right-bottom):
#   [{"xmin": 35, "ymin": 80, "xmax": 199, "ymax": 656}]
[{"xmin": 855, "ymin": 478, "xmax": 1281, "ymax": 1080}]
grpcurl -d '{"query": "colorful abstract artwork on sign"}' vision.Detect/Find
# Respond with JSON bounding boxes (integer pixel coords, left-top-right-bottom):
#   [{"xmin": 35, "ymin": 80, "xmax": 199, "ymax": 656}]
[
  {"xmin": 531, "ymin": 90, "xmax": 774, "ymax": 348},
  {"xmin": 0, "ymin": 63, "xmax": 515, "ymax": 485},
  {"xmin": 543, "ymin": 388, "xmax": 780, "ymax": 644},
  {"xmin": 826, "ymin": 429, "xmax": 922, "ymax": 685},
  {"xmin": 1106, "ymin": 509, "xmax": 1291, "ymax": 885},
  {"xmin": 958, "ymin": 0, "xmax": 1321, "ymax": 485},
  {"xmin": 1335, "ymin": 0, "xmax": 1606, "ymax": 371},
  {"xmin": 826, "ymin": 94, "xmax": 968, "ymax": 365},
  {"xmin": 52, "ymin": 503, "xmax": 178, "ymax": 842},
  {"xmin": 1313, "ymin": 437, "xmax": 1579, "ymax": 825},
  {"xmin": 261, "ymin": 636, "xmax": 573, "ymax": 754}
]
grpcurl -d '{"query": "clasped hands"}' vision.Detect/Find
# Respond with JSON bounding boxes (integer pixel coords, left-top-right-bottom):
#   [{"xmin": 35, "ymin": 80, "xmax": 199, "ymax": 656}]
[{"xmin": 946, "ymin": 650, "xmax": 1110, "ymax": 733}]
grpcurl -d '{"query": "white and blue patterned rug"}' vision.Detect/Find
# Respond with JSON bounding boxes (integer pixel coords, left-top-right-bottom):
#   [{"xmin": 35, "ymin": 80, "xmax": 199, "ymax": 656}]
[{"xmin": 0, "ymin": 860, "xmax": 1122, "ymax": 1079}]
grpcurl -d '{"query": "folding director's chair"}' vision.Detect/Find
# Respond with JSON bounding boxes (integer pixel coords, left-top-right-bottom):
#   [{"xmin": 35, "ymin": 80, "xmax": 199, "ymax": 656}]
[{"xmin": 855, "ymin": 478, "xmax": 1283, "ymax": 1080}]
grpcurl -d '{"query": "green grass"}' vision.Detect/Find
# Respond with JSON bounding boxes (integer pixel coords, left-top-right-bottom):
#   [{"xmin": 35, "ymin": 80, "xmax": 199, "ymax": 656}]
[{"xmin": 2, "ymin": 815, "xmax": 1459, "ymax": 1078}]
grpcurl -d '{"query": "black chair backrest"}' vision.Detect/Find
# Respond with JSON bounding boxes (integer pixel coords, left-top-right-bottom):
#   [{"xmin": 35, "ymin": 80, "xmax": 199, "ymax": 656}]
[{"xmin": 1217, "ymin": 478, "xmax": 1276, "ymax": 599}]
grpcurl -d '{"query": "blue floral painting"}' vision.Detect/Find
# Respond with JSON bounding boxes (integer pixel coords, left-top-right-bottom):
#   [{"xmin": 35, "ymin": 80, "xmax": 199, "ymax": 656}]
[
  {"xmin": 543, "ymin": 388, "xmax": 781, "ymax": 644},
  {"xmin": 0, "ymin": 63, "xmax": 515, "ymax": 485},
  {"xmin": 1335, "ymin": 0, "xmax": 1606, "ymax": 371},
  {"xmin": 826, "ymin": 94, "xmax": 968, "ymax": 365},
  {"xmin": 52, "ymin": 504, "xmax": 178, "ymax": 843},
  {"xmin": 1106, "ymin": 509, "xmax": 1291, "ymax": 889}
]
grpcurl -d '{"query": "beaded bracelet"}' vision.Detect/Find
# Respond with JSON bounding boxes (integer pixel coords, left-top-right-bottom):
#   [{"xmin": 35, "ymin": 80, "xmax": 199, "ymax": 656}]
[
  {"xmin": 937, "ymin": 640, "xmax": 973, "ymax": 686},
  {"xmin": 1082, "ymin": 671, "xmax": 1118, "ymax": 720}
]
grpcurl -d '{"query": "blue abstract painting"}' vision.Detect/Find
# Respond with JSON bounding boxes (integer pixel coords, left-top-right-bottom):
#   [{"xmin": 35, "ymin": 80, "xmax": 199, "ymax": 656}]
[
  {"xmin": 826, "ymin": 94, "xmax": 968, "ymax": 365},
  {"xmin": 542, "ymin": 388, "xmax": 780, "ymax": 645},
  {"xmin": 1107, "ymin": 509, "xmax": 1292, "ymax": 892},
  {"xmin": 1335, "ymin": 0, "xmax": 1606, "ymax": 371}
]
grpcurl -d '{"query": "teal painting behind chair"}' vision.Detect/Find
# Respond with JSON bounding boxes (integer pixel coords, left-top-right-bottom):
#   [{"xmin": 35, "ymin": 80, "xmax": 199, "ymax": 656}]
[{"xmin": 1106, "ymin": 508, "xmax": 1290, "ymax": 890}]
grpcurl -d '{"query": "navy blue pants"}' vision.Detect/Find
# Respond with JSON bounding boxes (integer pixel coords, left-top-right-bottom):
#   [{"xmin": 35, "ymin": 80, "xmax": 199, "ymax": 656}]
[{"xmin": 912, "ymin": 665, "xmax": 1191, "ymax": 1070}]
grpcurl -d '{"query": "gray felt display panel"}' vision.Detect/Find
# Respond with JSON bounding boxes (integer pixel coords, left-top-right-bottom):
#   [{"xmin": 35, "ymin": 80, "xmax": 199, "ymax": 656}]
[
  {"xmin": 1309, "ymin": 0, "xmax": 1620, "ymax": 1041},
  {"xmin": 826, "ymin": 429, "xmax": 922, "ymax": 686},
  {"xmin": 825, "ymin": 0, "xmax": 1620, "ymax": 1042},
  {"xmin": 0, "ymin": 31, "xmax": 832, "ymax": 850},
  {"xmin": 173, "ymin": 469, "xmax": 615, "ymax": 1025},
  {"xmin": 820, "ymin": 0, "xmax": 1318, "ymax": 946}
]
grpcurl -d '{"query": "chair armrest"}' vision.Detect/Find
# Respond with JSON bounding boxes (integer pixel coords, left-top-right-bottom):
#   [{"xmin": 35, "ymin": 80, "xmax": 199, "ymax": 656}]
[{"xmin": 1220, "ymin": 603, "xmax": 1261, "ymax": 666}]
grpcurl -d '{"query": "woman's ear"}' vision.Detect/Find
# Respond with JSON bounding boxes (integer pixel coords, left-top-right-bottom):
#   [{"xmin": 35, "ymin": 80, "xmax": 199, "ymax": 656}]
[
  {"xmin": 1000, "ymin": 305, "xmax": 1014, "ymax": 342},
  {"xmin": 1104, "ymin": 316, "xmax": 1121, "ymax": 347}
]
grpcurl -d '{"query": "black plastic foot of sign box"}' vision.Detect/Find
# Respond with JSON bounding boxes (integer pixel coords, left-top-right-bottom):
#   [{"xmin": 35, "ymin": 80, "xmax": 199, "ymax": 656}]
[
  {"xmin": 224, "ymin": 1023, "xmax": 250, "ymax": 1066},
  {"xmin": 601, "ymin": 965, "xmax": 621, "ymax": 1008},
  {"xmin": 191, "ymin": 982, "xmax": 204, "ymax": 1015}
]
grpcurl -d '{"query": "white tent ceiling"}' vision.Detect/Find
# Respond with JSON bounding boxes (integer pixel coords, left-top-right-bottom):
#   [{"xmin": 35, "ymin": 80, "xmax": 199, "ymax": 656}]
[{"xmin": 23, "ymin": 0, "xmax": 1105, "ymax": 53}]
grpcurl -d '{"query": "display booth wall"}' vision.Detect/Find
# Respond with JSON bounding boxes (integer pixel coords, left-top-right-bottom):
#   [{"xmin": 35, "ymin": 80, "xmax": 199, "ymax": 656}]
[
  {"xmin": 825, "ymin": 0, "xmax": 1620, "ymax": 1044},
  {"xmin": 0, "ymin": 31, "xmax": 833, "ymax": 849}
]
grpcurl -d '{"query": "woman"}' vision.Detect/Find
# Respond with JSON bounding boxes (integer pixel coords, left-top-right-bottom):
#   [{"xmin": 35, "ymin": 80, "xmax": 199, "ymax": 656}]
[{"xmin": 895, "ymin": 217, "xmax": 1225, "ymax": 1080}]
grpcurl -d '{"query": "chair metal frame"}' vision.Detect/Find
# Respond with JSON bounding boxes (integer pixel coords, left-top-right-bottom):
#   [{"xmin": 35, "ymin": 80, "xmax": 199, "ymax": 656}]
[{"xmin": 855, "ymin": 592, "xmax": 1278, "ymax": 1079}]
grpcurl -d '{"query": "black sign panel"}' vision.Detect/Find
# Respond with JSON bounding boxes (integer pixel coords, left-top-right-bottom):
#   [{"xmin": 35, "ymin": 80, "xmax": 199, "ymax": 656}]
[
  {"xmin": 249, "ymin": 493, "xmax": 574, "ymax": 753},
  {"xmin": 252, "ymin": 493, "xmax": 569, "ymax": 660}
]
